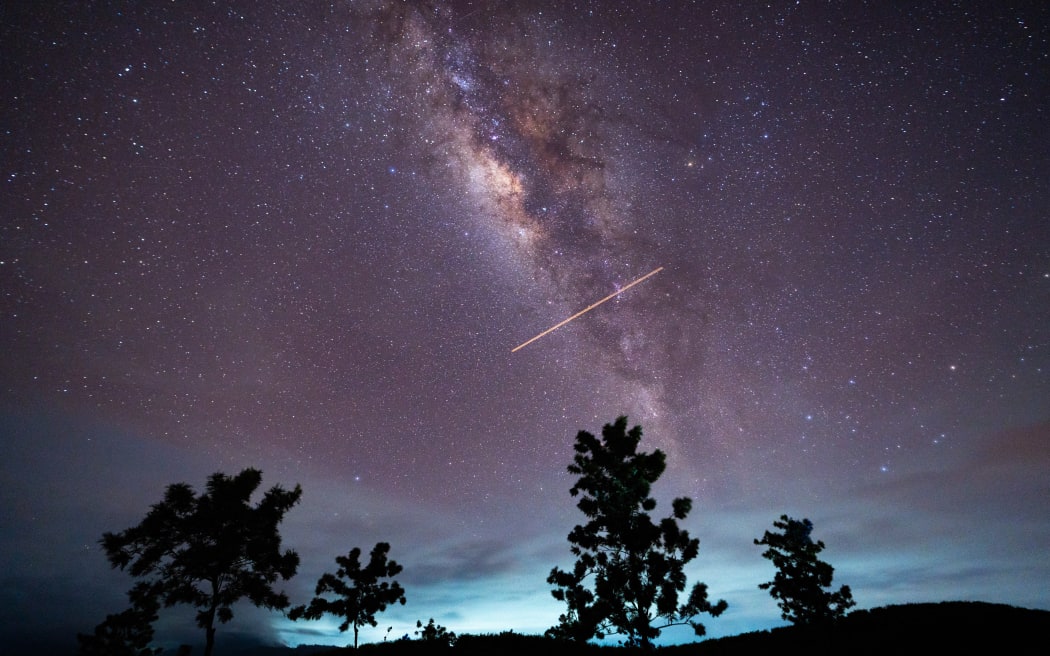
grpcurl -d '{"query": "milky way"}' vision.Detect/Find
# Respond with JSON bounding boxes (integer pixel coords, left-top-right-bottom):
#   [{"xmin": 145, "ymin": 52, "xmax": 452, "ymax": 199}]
[{"xmin": 2, "ymin": 2, "xmax": 1048, "ymax": 652}]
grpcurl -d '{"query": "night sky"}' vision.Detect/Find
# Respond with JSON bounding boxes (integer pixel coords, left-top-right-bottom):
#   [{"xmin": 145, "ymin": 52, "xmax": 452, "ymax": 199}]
[{"xmin": 2, "ymin": 1, "xmax": 1048, "ymax": 652}]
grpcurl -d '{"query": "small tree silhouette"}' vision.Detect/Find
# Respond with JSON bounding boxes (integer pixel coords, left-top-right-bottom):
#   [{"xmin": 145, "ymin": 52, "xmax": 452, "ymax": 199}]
[
  {"xmin": 77, "ymin": 583, "xmax": 162, "ymax": 656},
  {"xmin": 290, "ymin": 542, "xmax": 407, "ymax": 648},
  {"xmin": 547, "ymin": 416, "xmax": 727, "ymax": 647},
  {"xmin": 755, "ymin": 514, "xmax": 856, "ymax": 624},
  {"xmin": 415, "ymin": 618, "xmax": 456, "ymax": 645},
  {"xmin": 100, "ymin": 469, "xmax": 301, "ymax": 656}
]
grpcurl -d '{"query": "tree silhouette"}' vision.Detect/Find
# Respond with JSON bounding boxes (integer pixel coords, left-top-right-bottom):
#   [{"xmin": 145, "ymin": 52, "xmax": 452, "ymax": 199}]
[
  {"xmin": 290, "ymin": 542, "xmax": 407, "ymax": 649},
  {"xmin": 755, "ymin": 514, "xmax": 856, "ymax": 624},
  {"xmin": 415, "ymin": 618, "xmax": 456, "ymax": 646},
  {"xmin": 101, "ymin": 468, "xmax": 301, "ymax": 656},
  {"xmin": 547, "ymin": 416, "xmax": 727, "ymax": 647}
]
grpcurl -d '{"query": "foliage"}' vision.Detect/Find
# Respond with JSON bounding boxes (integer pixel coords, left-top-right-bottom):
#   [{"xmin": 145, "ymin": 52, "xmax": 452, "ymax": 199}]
[
  {"xmin": 415, "ymin": 618, "xmax": 456, "ymax": 646},
  {"xmin": 755, "ymin": 514, "xmax": 856, "ymax": 624},
  {"xmin": 290, "ymin": 542, "xmax": 407, "ymax": 648},
  {"xmin": 77, "ymin": 583, "xmax": 162, "ymax": 656},
  {"xmin": 547, "ymin": 416, "xmax": 727, "ymax": 647},
  {"xmin": 100, "ymin": 468, "xmax": 302, "ymax": 656}
]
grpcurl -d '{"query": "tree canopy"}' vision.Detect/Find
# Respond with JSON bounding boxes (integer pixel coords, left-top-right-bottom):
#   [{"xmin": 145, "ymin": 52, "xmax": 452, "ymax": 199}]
[
  {"xmin": 755, "ymin": 514, "xmax": 856, "ymax": 625},
  {"xmin": 547, "ymin": 416, "xmax": 726, "ymax": 646},
  {"xmin": 290, "ymin": 542, "xmax": 407, "ymax": 648},
  {"xmin": 101, "ymin": 468, "xmax": 301, "ymax": 656}
]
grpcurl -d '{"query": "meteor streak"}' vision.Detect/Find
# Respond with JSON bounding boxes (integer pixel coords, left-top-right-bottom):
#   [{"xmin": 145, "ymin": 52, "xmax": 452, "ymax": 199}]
[{"xmin": 511, "ymin": 267, "xmax": 664, "ymax": 352}]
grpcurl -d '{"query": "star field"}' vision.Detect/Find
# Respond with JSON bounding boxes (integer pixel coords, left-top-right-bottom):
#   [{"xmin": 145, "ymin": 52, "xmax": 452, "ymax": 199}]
[{"xmin": 2, "ymin": 2, "xmax": 1048, "ymax": 652}]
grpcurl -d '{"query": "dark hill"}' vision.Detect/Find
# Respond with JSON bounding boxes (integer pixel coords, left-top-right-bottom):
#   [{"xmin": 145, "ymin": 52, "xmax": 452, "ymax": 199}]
[{"xmin": 669, "ymin": 601, "xmax": 1050, "ymax": 655}]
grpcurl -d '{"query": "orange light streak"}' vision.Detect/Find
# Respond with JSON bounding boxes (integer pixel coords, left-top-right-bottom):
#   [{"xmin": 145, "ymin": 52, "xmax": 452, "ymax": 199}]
[{"xmin": 511, "ymin": 267, "xmax": 664, "ymax": 353}]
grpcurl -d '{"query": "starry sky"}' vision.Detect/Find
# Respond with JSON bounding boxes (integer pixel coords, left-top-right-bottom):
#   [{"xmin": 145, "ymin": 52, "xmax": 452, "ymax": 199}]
[{"xmin": 2, "ymin": 1, "xmax": 1049, "ymax": 653}]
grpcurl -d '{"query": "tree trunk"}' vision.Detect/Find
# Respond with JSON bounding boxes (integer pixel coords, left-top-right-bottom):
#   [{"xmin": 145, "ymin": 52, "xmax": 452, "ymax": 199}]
[
  {"xmin": 204, "ymin": 624, "xmax": 216, "ymax": 656},
  {"xmin": 204, "ymin": 579, "xmax": 220, "ymax": 656},
  {"xmin": 353, "ymin": 622, "xmax": 359, "ymax": 649},
  {"xmin": 203, "ymin": 599, "xmax": 218, "ymax": 656}
]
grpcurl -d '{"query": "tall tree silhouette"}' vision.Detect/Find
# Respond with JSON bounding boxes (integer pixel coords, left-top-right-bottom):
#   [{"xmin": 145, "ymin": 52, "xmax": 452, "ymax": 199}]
[
  {"xmin": 755, "ymin": 514, "xmax": 856, "ymax": 624},
  {"xmin": 547, "ymin": 416, "xmax": 727, "ymax": 647},
  {"xmin": 101, "ymin": 468, "xmax": 301, "ymax": 656},
  {"xmin": 290, "ymin": 542, "xmax": 407, "ymax": 649}
]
